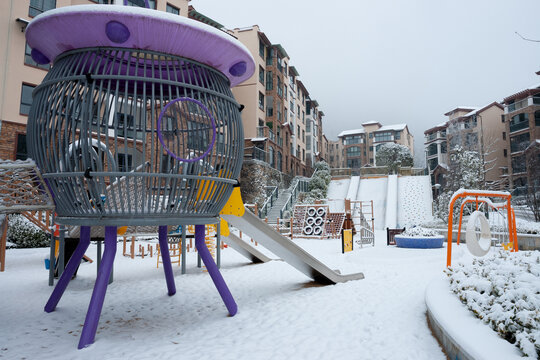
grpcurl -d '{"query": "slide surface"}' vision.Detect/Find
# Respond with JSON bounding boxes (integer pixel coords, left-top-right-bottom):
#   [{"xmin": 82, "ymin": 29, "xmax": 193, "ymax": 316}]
[
  {"xmin": 223, "ymin": 210, "xmax": 364, "ymax": 284},
  {"xmin": 222, "ymin": 233, "xmax": 272, "ymax": 263}
]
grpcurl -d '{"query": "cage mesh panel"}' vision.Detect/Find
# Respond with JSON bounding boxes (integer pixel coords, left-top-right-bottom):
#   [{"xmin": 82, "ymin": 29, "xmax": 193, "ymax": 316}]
[
  {"xmin": 0, "ymin": 160, "xmax": 55, "ymax": 214},
  {"xmin": 27, "ymin": 47, "xmax": 243, "ymax": 225}
]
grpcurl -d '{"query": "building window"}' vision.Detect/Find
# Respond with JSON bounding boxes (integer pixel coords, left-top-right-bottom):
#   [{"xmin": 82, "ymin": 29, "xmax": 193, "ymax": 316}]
[
  {"xmin": 117, "ymin": 153, "xmax": 133, "ymax": 172},
  {"xmin": 535, "ymin": 110, "xmax": 540, "ymax": 126},
  {"xmin": 369, "ymin": 133, "xmax": 373, "ymax": 139},
  {"xmin": 259, "ymin": 39, "xmax": 265, "ymax": 58},
  {"xmin": 259, "ymin": 66, "xmax": 265, "ymax": 84},
  {"xmin": 503, "ymin": 149, "xmax": 507, "ymax": 157},
  {"xmin": 502, "ymin": 132, "xmax": 506, "ymax": 141},
  {"xmin": 16, "ymin": 134, "xmax": 28, "ymax": 160},
  {"xmin": 511, "ymin": 155, "xmax": 526, "ymax": 174},
  {"xmin": 266, "ymin": 71, "xmax": 273, "ymax": 91},
  {"xmin": 29, "ymin": 0, "xmax": 56, "ymax": 17},
  {"xmin": 441, "ymin": 142, "xmax": 447, "ymax": 154},
  {"xmin": 346, "ymin": 146, "xmax": 362, "ymax": 157},
  {"xmin": 374, "ymin": 131, "xmax": 393, "ymax": 142},
  {"xmin": 166, "ymin": 3, "xmax": 180, "ymax": 14},
  {"xmin": 395, "ymin": 131, "xmax": 401, "ymax": 140},
  {"xmin": 126, "ymin": 0, "xmax": 156, "ymax": 9},
  {"xmin": 297, "ymin": 125, "xmax": 300, "ymax": 136},
  {"xmin": 302, "ymin": 149, "xmax": 305, "ymax": 161},
  {"xmin": 20, "ymin": 84, "xmax": 35, "ymax": 116},
  {"xmin": 266, "ymin": 48, "xmax": 273, "ymax": 66},
  {"xmin": 277, "ymin": 77, "xmax": 283, "ymax": 97},
  {"xmin": 510, "ymin": 132, "xmax": 530, "ymax": 153},
  {"xmin": 24, "ymin": 43, "xmax": 49, "ymax": 70},
  {"xmin": 258, "ymin": 92, "xmax": 264, "ymax": 110},
  {"xmin": 510, "ymin": 113, "xmax": 529, "ymax": 132}
]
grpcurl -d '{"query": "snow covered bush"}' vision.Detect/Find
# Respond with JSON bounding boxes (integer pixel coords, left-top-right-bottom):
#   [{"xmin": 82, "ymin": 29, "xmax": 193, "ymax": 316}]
[
  {"xmin": 402, "ymin": 226, "xmax": 440, "ymax": 237},
  {"xmin": 7, "ymin": 214, "xmax": 49, "ymax": 248},
  {"xmin": 375, "ymin": 143, "xmax": 413, "ymax": 174},
  {"xmin": 301, "ymin": 161, "xmax": 331, "ymax": 204},
  {"xmin": 445, "ymin": 251, "xmax": 540, "ymax": 357}
]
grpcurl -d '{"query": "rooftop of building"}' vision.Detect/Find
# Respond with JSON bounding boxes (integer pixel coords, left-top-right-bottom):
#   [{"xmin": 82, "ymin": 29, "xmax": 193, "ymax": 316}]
[
  {"xmin": 443, "ymin": 106, "xmax": 478, "ymax": 116},
  {"xmin": 338, "ymin": 128, "xmax": 365, "ymax": 137},
  {"xmin": 375, "ymin": 123, "xmax": 407, "ymax": 132},
  {"xmin": 502, "ymin": 82, "xmax": 540, "ymax": 103}
]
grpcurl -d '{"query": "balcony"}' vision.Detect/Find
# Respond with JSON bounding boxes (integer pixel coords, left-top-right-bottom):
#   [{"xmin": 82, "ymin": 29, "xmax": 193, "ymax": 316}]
[{"xmin": 256, "ymin": 126, "xmax": 276, "ymax": 143}]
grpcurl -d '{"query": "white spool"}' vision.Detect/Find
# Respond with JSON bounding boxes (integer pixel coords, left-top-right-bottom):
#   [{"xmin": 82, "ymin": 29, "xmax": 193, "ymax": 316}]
[
  {"xmin": 314, "ymin": 217, "xmax": 323, "ymax": 226},
  {"xmin": 313, "ymin": 226, "xmax": 323, "ymax": 235},
  {"xmin": 307, "ymin": 207, "xmax": 316, "ymax": 216},
  {"xmin": 305, "ymin": 217, "xmax": 315, "ymax": 226},
  {"xmin": 465, "ymin": 211, "xmax": 492, "ymax": 257},
  {"xmin": 316, "ymin": 207, "xmax": 326, "ymax": 216},
  {"xmin": 303, "ymin": 225, "xmax": 313, "ymax": 235}
]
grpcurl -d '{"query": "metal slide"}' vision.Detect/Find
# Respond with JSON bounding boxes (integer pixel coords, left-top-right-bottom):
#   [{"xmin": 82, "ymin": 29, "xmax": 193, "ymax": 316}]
[
  {"xmin": 222, "ymin": 210, "xmax": 364, "ymax": 284},
  {"xmin": 222, "ymin": 233, "xmax": 272, "ymax": 263}
]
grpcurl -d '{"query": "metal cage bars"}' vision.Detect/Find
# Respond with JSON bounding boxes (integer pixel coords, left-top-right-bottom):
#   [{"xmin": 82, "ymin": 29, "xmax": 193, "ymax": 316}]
[{"xmin": 28, "ymin": 47, "xmax": 244, "ymax": 226}]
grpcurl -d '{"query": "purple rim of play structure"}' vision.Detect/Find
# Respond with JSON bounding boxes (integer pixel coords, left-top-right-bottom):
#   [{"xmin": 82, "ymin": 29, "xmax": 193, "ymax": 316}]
[
  {"xmin": 25, "ymin": 5, "xmax": 255, "ymax": 87},
  {"xmin": 157, "ymin": 97, "xmax": 217, "ymax": 163}
]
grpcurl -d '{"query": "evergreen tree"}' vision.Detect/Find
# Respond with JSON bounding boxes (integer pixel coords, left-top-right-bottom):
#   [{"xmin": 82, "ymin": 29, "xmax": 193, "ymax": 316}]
[{"xmin": 375, "ymin": 143, "xmax": 413, "ymax": 174}]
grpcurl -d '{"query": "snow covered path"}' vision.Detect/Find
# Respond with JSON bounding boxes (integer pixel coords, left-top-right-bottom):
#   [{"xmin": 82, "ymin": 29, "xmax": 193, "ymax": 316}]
[{"xmin": 0, "ymin": 232, "xmax": 447, "ymax": 359}]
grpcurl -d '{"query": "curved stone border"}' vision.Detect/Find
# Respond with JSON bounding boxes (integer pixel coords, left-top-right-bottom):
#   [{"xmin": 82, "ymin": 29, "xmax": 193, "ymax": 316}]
[{"xmin": 425, "ymin": 278, "xmax": 523, "ymax": 360}]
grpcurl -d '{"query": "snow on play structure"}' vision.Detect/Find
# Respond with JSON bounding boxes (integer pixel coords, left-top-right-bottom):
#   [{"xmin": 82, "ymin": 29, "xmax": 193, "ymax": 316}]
[
  {"xmin": 329, "ymin": 175, "xmax": 433, "ymax": 230},
  {"xmin": 25, "ymin": 3, "xmax": 253, "ymax": 349},
  {"xmin": 446, "ymin": 189, "xmax": 518, "ymax": 267},
  {"xmin": 24, "ymin": 5, "xmax": 363, "ymax": 348}
]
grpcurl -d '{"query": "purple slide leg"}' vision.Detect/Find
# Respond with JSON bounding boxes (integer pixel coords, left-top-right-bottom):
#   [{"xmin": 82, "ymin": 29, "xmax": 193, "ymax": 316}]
[
  {"xmin": 158, "ymin": 225, "xmax": 176, "ymax": 296},
  {"xmin": 44, "ymin": 226, "xmax": 91, "ymax": 313},
  {"xmin": 78, "ymin": 226, "xmax": 117, "ymax": 349},
  {"xmin": 194, "ymin": 224, "xmax": 237, "ymax": 316}
]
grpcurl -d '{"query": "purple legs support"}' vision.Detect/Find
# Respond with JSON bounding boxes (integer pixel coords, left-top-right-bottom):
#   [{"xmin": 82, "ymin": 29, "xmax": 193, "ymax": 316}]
[
  {"xmin": 194, "ymin": 224, "xmax": 237, "ymax": 316},
  {"xmin": 78, "ymin": 226, "xmax": 117, "ymax": 349},
  {"xmin": 158, "ymin": 225, "xmax": 176, "ymax": 296},
  {"xmin": 44, "ymin": 226, "xmax": 91, "ymax": 313}
]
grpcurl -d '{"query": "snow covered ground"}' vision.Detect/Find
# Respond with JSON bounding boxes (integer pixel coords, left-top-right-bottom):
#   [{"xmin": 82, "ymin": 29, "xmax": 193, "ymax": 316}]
[{"xmin": 0, "ymin": 231, "xmax": 450, "ymax": 359}]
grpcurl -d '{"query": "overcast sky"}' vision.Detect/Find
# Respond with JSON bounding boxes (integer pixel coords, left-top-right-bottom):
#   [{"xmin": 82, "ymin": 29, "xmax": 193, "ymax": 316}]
[{"xmin": 193, "ymin": 0, "xmax": 540, "ymax": 159}]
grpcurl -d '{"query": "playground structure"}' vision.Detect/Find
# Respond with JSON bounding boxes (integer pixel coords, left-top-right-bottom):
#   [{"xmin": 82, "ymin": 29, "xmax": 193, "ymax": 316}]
[
  {"xmin": 23, "ymin": 3, "xmax": 363, "ymax": 349},
  {"xmin": 0, "ymin": 160, "xmax": 55, "ymax": 272},
  {"xmin": 25, "ymin": 3, "xmax": 252, "ymax": 349},
  {"xmin": 446, "ymin": 189, "xmax": 518, "ymax": 267}
]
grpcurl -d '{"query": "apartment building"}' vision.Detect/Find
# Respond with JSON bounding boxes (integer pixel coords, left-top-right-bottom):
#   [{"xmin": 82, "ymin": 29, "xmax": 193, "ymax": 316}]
[
  {"xmin": 424, "ymin": 123, "xmax": 448, "ymax": 196},
  {"xmin": 328, "ymin": 139, "xmax": 344, "ymax": 168},
  {"xmin": 229, "ymin": 25, "xmax": 315, "ymax": 177},
  {"xmin": 445, "ymin": 103, "xmax": 506, "ymax": 188},
  {"xmin": 306, "ymin": 99, "xmax": 325, "ymax": 167},
  {"xmin": 501, "ymin": 81, "xmax": 540, "ymax": 196},
  {"xmin": 0, "ymin": 0, "xmax": 190, "ymax": 160},
  {"xmin": 336, "ymin": 122, "xmax": 414, "ymax": 169}
]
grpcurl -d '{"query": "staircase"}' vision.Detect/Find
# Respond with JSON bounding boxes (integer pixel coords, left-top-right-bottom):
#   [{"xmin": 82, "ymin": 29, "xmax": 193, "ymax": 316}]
[{"xmin": 266, "ymin": 188, "xmax": 292, "ymax": 222}]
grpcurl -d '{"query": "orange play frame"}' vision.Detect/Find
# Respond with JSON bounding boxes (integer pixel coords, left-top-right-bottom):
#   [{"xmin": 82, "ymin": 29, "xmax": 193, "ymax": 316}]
[{"xmin": 446, "ymin": 190, "xmax": 518, "ymax": 267}]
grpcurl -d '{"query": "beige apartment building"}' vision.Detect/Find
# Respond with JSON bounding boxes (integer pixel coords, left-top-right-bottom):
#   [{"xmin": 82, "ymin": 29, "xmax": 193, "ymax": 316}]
[
  {"xmin": 445, "ymin": 103, "xmax": 506, "ymax": 188},
  {"xmin": 501, "ymin": 80, "xmax": 540, "ymax": 196},
  {"xmin": 336, "ymin": 122, "xmax": 414, "ymax": 169},
  {"xmin": 229, "ymin": 25, "xmax": 315, "ymax": 177},
  {"xmin": 0, "ymin": 0, "xmax": 190, "ymax": 160}
]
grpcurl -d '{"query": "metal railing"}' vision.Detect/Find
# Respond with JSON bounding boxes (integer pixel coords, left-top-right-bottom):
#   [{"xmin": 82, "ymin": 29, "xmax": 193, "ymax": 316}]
[
  {"xmin": 244, "ymin": 146, "xmax": 268, "ymax": 163},
  {"xmin": 279, "ymin": 172, "xmax": 314, "ymax": 218},
  {"xmin": 259, "ymin": 185, "xmax": 278, "ymax": 219}
]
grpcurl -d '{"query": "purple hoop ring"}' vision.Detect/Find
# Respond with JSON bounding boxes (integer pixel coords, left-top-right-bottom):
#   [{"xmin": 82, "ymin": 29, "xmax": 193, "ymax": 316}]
[{"xmin": 157, "ymin": 97, "xmax": 217, "ymax": 163}]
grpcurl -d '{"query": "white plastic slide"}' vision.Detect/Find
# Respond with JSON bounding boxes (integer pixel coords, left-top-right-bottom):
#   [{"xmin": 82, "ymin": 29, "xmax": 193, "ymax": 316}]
[
  {"xmin": 222, "ymin": 233, "xmax": 272, "ymax": 263},
  {"xmin": 346, "ymin": 176, "xmax": 360, "ymax": 201},
  {"xmin": 222, "ymin": 210, "xmax": 364, "ymax": 284}
]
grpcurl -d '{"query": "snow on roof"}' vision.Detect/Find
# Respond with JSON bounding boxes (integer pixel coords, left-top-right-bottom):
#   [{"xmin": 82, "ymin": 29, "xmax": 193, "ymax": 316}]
[
  {"xmin": 338, "ymin": 128, "xmax": 365, "ymax": 137},
  {"xmin": 251, "ymin": 137, "xmax": 267, "ymax": 142},
  {"xmin": 375, "ymin": 123, "xmax": 407, "ymax": 132},
  {"xmin": 361, "ymin": 121, "xmax": 380, "ymax": 125}
]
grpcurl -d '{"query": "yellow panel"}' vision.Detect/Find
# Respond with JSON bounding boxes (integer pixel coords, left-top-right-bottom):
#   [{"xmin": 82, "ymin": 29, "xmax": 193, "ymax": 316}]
[
  {"xmin": 219, "ymin": 218, "xmax": 230, "ymax": 237},
  {"xmin": 219, "ymin": 186, "xmax": 245, "ymax": 217},
  {"xmin": 342, "ymin": 229, "xmax": 353, "ymax": 253}
]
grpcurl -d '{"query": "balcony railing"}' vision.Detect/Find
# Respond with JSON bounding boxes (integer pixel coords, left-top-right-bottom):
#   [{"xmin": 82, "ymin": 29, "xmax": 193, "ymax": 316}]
[
  {"xmin": 507, "ymin": 98, "xmax": 529, "ymax": 113},
  {"xmin": 244, "ymin": 146, "xmax": 268, "ymax": 163}
]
